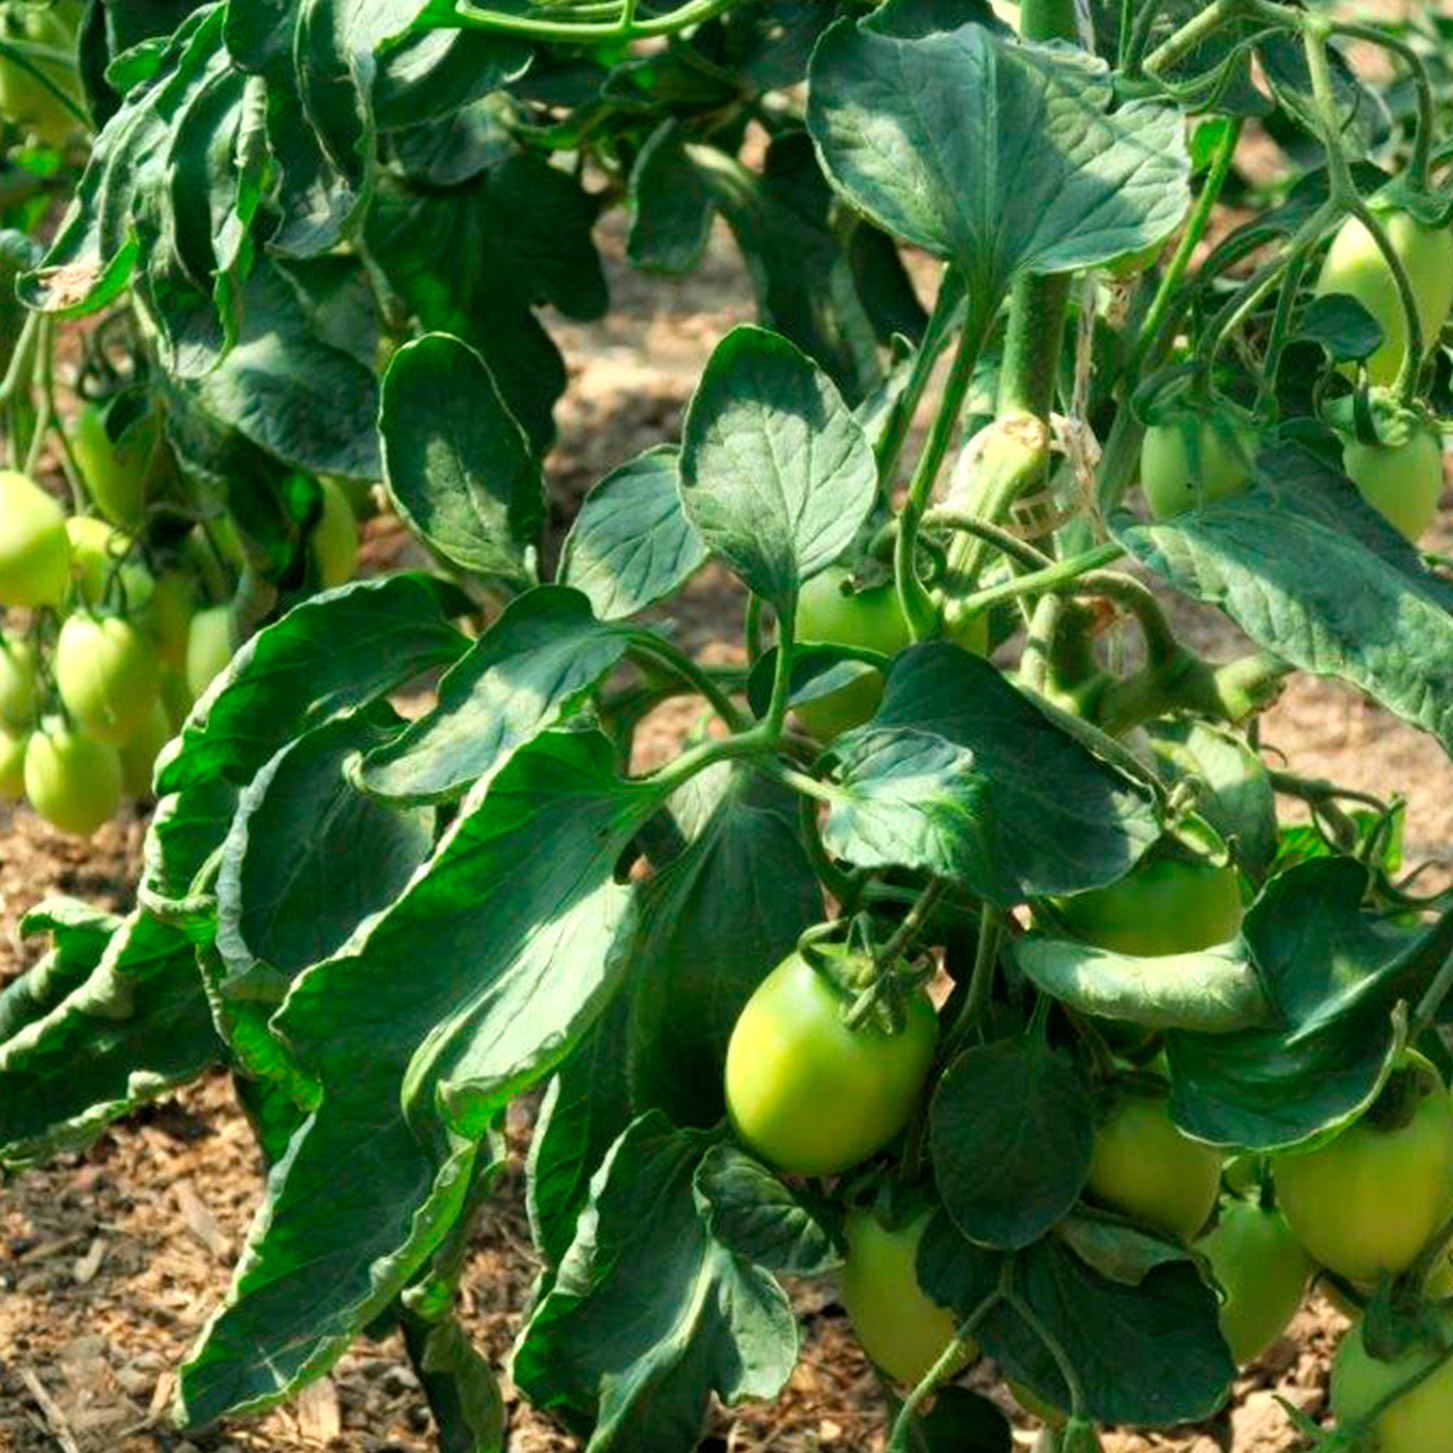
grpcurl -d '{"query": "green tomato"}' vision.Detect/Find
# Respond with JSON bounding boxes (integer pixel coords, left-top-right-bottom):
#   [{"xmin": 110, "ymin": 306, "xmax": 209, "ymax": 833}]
[
  {"xmin": 0, "ymin": 470, "xmax": 70, "ymax": 608},
  {"xmin": 1316, "ymin": 209, "xmax": 1453, "ymax": 387},
  {"xmin": 0, "ymin": 725, "xmax": 25, "ymax": 799},
  {"xmin": 23, "ymin": 719, "xmax": 122, "ymax": 836},
  {"xmin": 119, "ymin": 696, "xmax": 171, "ymax": 798},
  {"xmin": 724, "ymin": 947, "xmax": 938, "ymax": 1176},
  {"xmin": 1139, "ymin": 412, "xmax": 1257, "ymax": 519},
  {"xmin": 1051, "ymin": 853, "xmax": 1243, "ymax": 957},
  {"xmin": 1273, "ymin": 1050, "xmax": 1453, "ymax": 1285},
  {"xmin": 1332, "ymin": 1311, "xmax": 1453, "ymax": 1453},
  {"xmin": 1341, "ymin": 424, "xmax": 1443, "ymax": 544},
  {"xmin": 54, "ymin": 612, "xmax": 160, "ymax": 744},
  {"xmin": 0, "ymin": 634, "xmax": 37, "ymax": 728},
  {"xmin": 312, "ymin": 477, "xmax": 360, "ymax": 589},
  {"xmin": 0, "ymin": 1, "xmax": 84, "ymax": 147},
  {"xmin": 1196, "ymin": 1199, "xmax": 1312, "ymax": 1366},
  {"xmin": 160, "ymin": 664, "xmax": 193, "ymax": 731},
  {"xmin": 65, "ymin": 516, "xmax": 154, "ymax": 611},
  {"xmin": 841, "ymin": 1209, "xmax": 974, "ymax": 1387},
  {"xmin": 185, "ymin": 604, "xmax": 234, "ymax": 701},
  {"xmin": 147, "ymin": 568, "xmax": 195, "ymax": 669},
  {"xmin": 1086, "ymin": 1093, "xmax": 1223, "ymax": 1241},
  {"xmin": 793, "ymin": 566, "xmax": 988, "ymax": 741},
  {"xmin": 71, "ymin": 400, "xmax": 163, "ymax": 532}
]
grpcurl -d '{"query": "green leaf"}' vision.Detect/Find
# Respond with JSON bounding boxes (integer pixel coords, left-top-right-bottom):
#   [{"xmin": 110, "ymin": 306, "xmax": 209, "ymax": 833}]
[
  {"xmin": 1166, "ymin": 858, "xmax": 1453, "ymax": 1150},
  {"xmin": 179, "ymin": 732, "xmax": 667, "ymax": 1424},
  {"xmin": 824, "ymin": 645, "xmax": 1162, "ymax": 907},
  {"xmin": 216, "ymin": 707, "xmax": 436, "ymax": 985},
  {"xmin": 0, "ymin": 913, "xmax": 218, "ymax": 1169},
  {"xmin": 914, "ymin": 1387, "xmax": 1012, "ymax": 1453},
  {"xmin": 931, "ymin": 1038, "xmax": 1092, "ymax": 1251},
  {"xmin": 1008, "ymin": 935, "xmax": 1270, "ymax": 1033},
  {"xmin": 693, "ymin": 1143, "xmax": 842, "ymax": 1276},
  {"xmin": 920, "ymin": 1214, "xmax": 1234, "ymax": 1426},
  {"xmin": 357, "ymin": 587, "xmax": 634, "ymax": 805},
  {"xmin": 399, "ymin": 1311, "xmax": 505, "ymax": 1453},
  {"xmin": 527, "ymin": 995, "xmax": 635, "ymax": 1270},
  {"xmin": 380, "ymin": 333, "xmax": 544, "ymax": 587},
  {"xmin": 627, "ymin": 767, "xmax": 822, "ymax": 1128},
  {"xmin": 679, "ymin": 325, "xmax": 878, "ymax": 609},
  {"xmin": 808, "ymin": 19, "xmax": 1190, "ymax": 301},
  {"xmin": 1115, "ymin": 442, "xmax": 1453, "ymax": 753},
  {"xmin": 558, "ymin": 447, "xmax": 708, "ymax": 620},
  {"xmin": 0, "ymin": 899, "xmax": 122, "ymax": 1045},
  {"xmin": 1052, "ymin": 1212, "xmax": 1196, "ymax": 1288},
  {"xmin": 514, "ymin": 1114, "xmax": 798, "ymax": 1451}
]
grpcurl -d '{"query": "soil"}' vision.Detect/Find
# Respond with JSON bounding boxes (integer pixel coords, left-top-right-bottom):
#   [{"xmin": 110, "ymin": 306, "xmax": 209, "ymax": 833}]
[{"xmin": 3, "ymin": 207, "xmax": 1451, "ymax": 1453}]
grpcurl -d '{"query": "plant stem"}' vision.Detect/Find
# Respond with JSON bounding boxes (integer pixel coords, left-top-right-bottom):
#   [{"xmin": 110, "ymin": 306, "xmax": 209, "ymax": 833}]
[
  {"xmin": 451, "ymin": 0, "xmax": 739, "ymax": 42},
  {"xmin": 953, "ymin": 541, "xmax": 1125, "ymax": 622},
  {"xmin": 939, "ymin": 907, "xmax": 1005, "ymax": 1067},
  {"xmin": 922, "ymin": 510, "xmax": 1054, "ymax": 572},
  {"xmin": 886, "ymin": 1291, "xmax": 1002, "ymax": 1450},
  {"xmin": 876, "ymin": 878, "xmax": 947, "ymax": 968},
  {"xmin": 627, "ymin": 636, "xmax": 747, "ymax": 732},
  {"xmin": 1412, "ymin": 946, "xmax": 1453, "ymax": 1043}
]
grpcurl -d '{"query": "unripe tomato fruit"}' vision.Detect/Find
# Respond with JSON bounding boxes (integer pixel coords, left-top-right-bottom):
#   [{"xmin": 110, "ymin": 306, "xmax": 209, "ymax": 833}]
[
  {"xmin": 841, "ymin": 1209, "xmax": 974, "ymax": 1387},
  {"xmin": 147, "ymin": 569, "xmax": 195, "ymax": 669},
  {"xmin": 1139, "ymin": 413, "xmax": 1257, "ymax": 519},
  {"xmin": 0, "ymin": 726, "xmax": 25, "ymax": 799},
  {"xmin": 0, "ymin": 635, "xmax": 37, "ymax": 728},
  {"xmin": 1196, "ymin": 1199, "xmax": 1312, "ymax": 1366},
  {"xmin": 119, "ymin": 697, "xmax": 171, "ymax": 797},
  {"xmin": 1051, "ymin": 853, "xmax": 1243, "ymax": 957},
  {"xmin": 66, "ymin": 516, "xmax": 153, "ymax": 610},
  {"xmin": 1332, "ymin": 1311, "xmax": 1453, "ymax": 1453},
  {"xmin": 793, "ymin": 566, "xmax": 988, "ymax": 741},
  {"xmin": 724, "ymin": 948, "xmax": 938, "ymax": 1176},
  {"xmin": 185, "ymin": 604, "xmax": 234, "ymax": 701},
  {"xmin": 160, "ymin": 665, "xmax": 193, "ymax": 731},
  {"xmin": 1272, "ymin": 1050, "xmax": 1453, "ymax": 1284},
  {"xmin": 72, "ymin": 401, "xmax": 160, "ymax": 532},
  {"xmin": 312, "ymin": 477, "xmax": 359, "ymax": 589},
  {"xmin": 23, "ymin": 719, "xmax": 122, "ymax": 836},
  {"xmin": 1341, "ymin": 425, "xmax": 1443, "ymax": 543},
  {"xmin": 1086, "ymin": 1094, "xmax": 1222, "ymax": 1241},
  {"xmin": 55, "ymin": 613, "xmax": 160, "ymax": 744},
  {"xmin": 0, "ymin": 1, "xmax": 84, "ymax": 147},
  {"xmin": 0, "ymin": 470, "xmax": 70, "ymax": 608},
  {"xmin": 1316, "ymin": 209, "xmax": 1453, "ymax": 386}
]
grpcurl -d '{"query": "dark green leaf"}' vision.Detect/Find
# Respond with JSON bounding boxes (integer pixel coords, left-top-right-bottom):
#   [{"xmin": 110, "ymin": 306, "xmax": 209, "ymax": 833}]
[
  {"xmin": 0, "ymin": 899, "xmax": 122, "ymax": 1045},
  {"xmin": 916, "ymin": 1386, "xmax": 1012, "ymax": 1453}
]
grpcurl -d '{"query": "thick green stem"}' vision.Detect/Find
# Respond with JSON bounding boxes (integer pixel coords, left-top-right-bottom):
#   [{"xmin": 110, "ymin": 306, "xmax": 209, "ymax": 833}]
[
  {"xmin": 952, "ymin": 541, "xmax": 1125, "ymax": 625},
  {"xmin": 1096, "ymin": 649, "xmax": 1291, "ymax": 735},
  {"xmin": 451, "ymin": 0, "xmax": 738, "ymax": 41},
  {"xmin": 627, "ymin": 637, "xmax": 747, "ymax": 733}
]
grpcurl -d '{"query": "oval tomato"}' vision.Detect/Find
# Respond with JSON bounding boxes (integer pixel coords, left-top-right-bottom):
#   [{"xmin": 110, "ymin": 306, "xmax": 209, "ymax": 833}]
[
  {"xmin": 119, "ymin": 697, "xmax": 172, "ymax": 798},
  {"xmin": 1051, "ymin": 853, "xmax": 1243, "ymax": 957},
  {"xmin": 66, "ymin": 517, "xmax": 153, "ymax": 611},
  {"xmin": 1272, "ymin": 1051, "xmax": 1453, "ymax": 1284},
  {"xmin": 724, "ymin": 947, "xmax": 938, "ymax": 1176},
  {"xmin": 23, "ymin": 719, "xmax": 122, "ymax": 836},
  {"xmin": 1196, "ymin": 1199, "xmax": 1312, "ymax": 1366},
  {"xmin": 841, "ymin": 1208, "xmax": 974, "ymax": 1387},
  {"xmin": 0, "ymin": 470, "xmax": 71, "ymax": 608},
  {"xmin": 1341, "ymin": 424, "xmax": 1443, "ymax": 544},
  {"xmin": 185, "ymin": 604, "xmax": 234, "ymax": 701},
  {"xmin": 147, "ymin": 568, "xmax": 195, "ymax": 669},
  {"xmin": 0, "ymin": 726, "xmax": 26, "ymax": 800},
  {"xmin": 55, "ymin": 613, "xmax": 160, "ymax": 744},
  {"xmin": 794, "ymin": 566, "xmax": 988, "ymax": 741},
  {"xmin": 0, "ymin": 635, "xmax": 37, "ymax": 729},
  {"xmin": 1140, "ymin": 411, "xmax": 1257, "ymax": 519},
  {"xmin": 1086, "ymin": 1093, "xmax": 1223, "ymax": 1241},
  {"xmin": 72, "ymin": 401, "xmax": 164, "ymax": 532},
  {"xmin": 1316, "ymin": 209, "xmax": 1453, "ymax": 386},
  {"xmin": 1332, "ymin": 1311, "xmax": 1453, "ymax": 1453},
  {"xmin": 312, "ymin": 477, "xmax": 359, "ymax": 589}
]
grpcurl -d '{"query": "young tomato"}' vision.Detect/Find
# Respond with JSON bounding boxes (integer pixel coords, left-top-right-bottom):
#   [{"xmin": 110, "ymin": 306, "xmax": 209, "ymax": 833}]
[
  {"xmin": 185, "ymin": 604, "xmax": 235, "ymax": 701},
  {"xmin": 147, "ymin": 568, "xmax": 196, "ymax": 670},
  {"xmin": 1272, "ymin": 1050, "xmax": 1453, "ymax": 1285},
  {"xmin": 793, "ymin": 566, "xmax": 987, "ymax": 741},
  {"xmin": 0, "ymin": 635, "xmax": 37, "ymax": 728},
  {"xmin": 1051, "ymin": 853, "xmax": 1243, "ymax": 957},
  {"xmin": 23, "ymin": 719, "xmax": 122, "ymax": 837},
  {"xmin": 1316, "ymin": 209, "xmax": 1453, "ymax": 386},
  {"xmin": 119, "ymin": 697, "xmax": 172, "ymax": 798},
  {"xmin": 1196, "ymin": 1199, "xmax": 1312, "ymax": 1366},
  {"xmin": 1332, "ymin": 1311, "xmax": 1453, "ymax": 1453},
  {"xmin": 1086, "ymin": 1093, "xmax": 1223, "ymax": 1241},
  {"xmin": 1139, "ymin": 411, "xmax": 1257, "ymax": 519},
  {"xmin": 72, "ymin": 401, "xmax": 162, "ymax": 532},
  {"xmin": 0, "ymin": 470, "xmax": 71, "ymax": 609},
  {"xmin": 1341, "ymin": 424, "xmax": 1443, "ymax": 543},
  {"xmin": 0, "ymin": 726, "xmax": 25, "ymax": 800},
  {"xmin": 312, "ymin": 477, "xmax": 360, "ymax": 589},
  {"xmin": 65, "ymin": 516, "xmax": 154, "ymax": 610},
  {"xmin": 55, "ymin": 613, "xmax": 161, "ymax": 745},
  {"xmin": 841, "ymin": 1209, "xmax": 974, "ymax": 1387},
  {"xmin": 724, "ymin": 947, "xmax": 938, "ymax": 1177}
]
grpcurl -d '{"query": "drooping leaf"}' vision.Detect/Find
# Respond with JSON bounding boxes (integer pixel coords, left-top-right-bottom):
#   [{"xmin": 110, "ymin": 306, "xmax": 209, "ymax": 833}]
[
  {"xmin": 0, "ymin": 899, "xmax": 122, "ymax": 1045},
  {"xmin": 679, "ymin": 325, "xmax": 878, "ymax": 609},
  {"xmin": 514, "ymin": 1114, "xmax": 798, "ymax": 1451},
  {"xmin": 822, "ymin": 646, "xmax": 1162, "ymax": 907}
]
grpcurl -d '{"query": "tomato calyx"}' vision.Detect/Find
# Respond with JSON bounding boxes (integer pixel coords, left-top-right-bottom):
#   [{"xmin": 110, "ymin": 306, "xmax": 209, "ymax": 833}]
[{"xmin": 796, "ymin": 915, "xmax": 935, "ymax": 1039}]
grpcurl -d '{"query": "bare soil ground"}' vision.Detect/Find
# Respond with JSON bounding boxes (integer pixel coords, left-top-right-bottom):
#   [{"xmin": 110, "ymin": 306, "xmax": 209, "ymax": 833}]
[{"xmin": 2, "ymin": 216, "xmax": 1451, "ymax": 1453}]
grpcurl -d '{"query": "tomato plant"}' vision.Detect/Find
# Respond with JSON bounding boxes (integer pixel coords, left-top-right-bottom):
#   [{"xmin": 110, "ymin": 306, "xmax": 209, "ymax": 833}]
[
  {"xmin": 3, "ymin": 1, "xmax": 1453, "ymax": 1451},
  {"xmin": 1332, "ymin": 1311, "xmax": 1453, "ymax": 1453}
]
